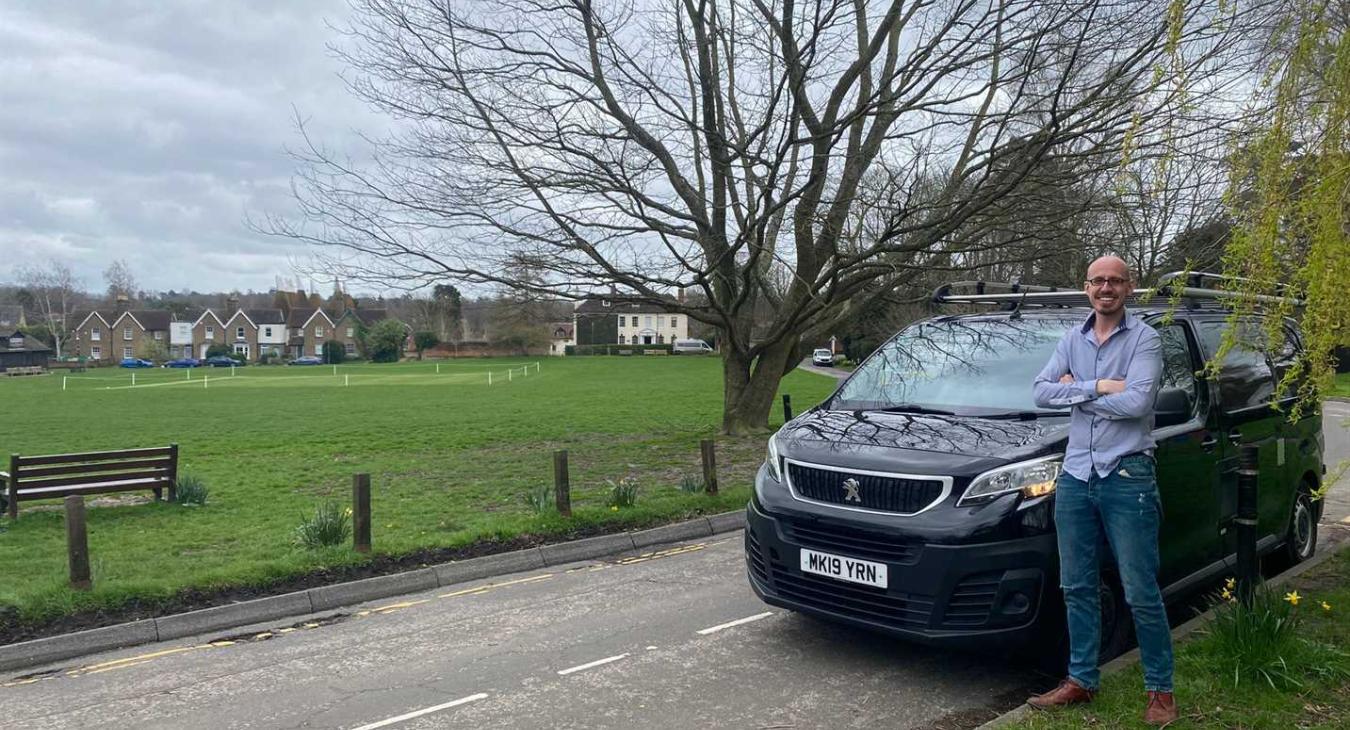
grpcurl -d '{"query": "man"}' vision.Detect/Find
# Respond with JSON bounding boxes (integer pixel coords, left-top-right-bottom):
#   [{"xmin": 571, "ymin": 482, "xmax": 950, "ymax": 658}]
[{"xmin": 1029, "ymin": 256, "xmax": 1178, "ymax": 726}]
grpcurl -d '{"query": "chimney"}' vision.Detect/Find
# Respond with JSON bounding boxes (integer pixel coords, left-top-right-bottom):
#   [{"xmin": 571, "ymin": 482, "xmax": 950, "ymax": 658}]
[
  {"xmin": 115, "ymin": 294, "xmax": 129, "ymax": 315},
  {"xmin": 677, "ymin": 286, "xmax": 686, "ymax": 304},
  {"xmin": 227, "ymin": 295, "xmax": 239, "ymax": 313}
]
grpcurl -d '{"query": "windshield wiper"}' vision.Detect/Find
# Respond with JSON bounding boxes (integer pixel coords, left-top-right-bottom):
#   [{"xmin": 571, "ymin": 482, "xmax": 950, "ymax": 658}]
[
  {"xmin": 978, "ymin": 410, "xmax": 1070, "ymax": 420},
  {"xmin": 865, "ymin": 404, "xmax": 960, "ymax": 416}
]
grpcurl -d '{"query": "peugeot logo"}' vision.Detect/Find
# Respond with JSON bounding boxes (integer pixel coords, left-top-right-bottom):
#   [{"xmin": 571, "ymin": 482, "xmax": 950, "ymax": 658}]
[{"xmin": 841, "ymin": 478, "xmax": 862, "ymax": 503}]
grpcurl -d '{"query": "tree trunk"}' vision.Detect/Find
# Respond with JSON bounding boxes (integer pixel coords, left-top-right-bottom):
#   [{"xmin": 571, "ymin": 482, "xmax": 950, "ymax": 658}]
[{"xmin": 721, "ymin": 339, "xmax": 799, "ymax": 435}]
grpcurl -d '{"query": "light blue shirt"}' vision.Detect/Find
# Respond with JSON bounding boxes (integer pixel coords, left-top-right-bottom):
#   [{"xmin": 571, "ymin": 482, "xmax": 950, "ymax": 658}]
[{"xmin": 1033, "ymin": 310, "xmax": 1163, "ymax": 481}]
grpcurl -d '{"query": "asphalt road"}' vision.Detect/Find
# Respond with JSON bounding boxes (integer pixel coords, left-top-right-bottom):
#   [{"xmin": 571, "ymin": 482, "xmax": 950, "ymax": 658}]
[{"xmin": 2, "ymin": 406, "xmax": 1347, "ymax": 730}]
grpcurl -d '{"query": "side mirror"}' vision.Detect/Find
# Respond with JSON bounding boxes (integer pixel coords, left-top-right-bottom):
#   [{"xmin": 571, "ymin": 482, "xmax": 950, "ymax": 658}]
[{"xmin": 1154, "ymin": 387, "xmax": 1191, "ymax": 428}]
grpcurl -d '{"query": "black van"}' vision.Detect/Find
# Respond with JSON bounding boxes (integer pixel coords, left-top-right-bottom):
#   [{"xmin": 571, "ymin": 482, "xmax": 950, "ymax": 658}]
[{"xmin": 745, "ymin": 275, "xmax": 1324, "ymax": 654}]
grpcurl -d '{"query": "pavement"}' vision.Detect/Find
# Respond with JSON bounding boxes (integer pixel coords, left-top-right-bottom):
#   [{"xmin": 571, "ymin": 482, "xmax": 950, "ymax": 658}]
[{"xmin": 1, "ymin": 406, "xmax": 1345, "ymax": 729}]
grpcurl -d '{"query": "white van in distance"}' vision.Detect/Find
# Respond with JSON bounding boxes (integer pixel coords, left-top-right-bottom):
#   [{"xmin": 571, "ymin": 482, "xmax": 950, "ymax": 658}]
[{"xmin": 672, "ymin": 339, "xmax": 714, "ymax": 354}]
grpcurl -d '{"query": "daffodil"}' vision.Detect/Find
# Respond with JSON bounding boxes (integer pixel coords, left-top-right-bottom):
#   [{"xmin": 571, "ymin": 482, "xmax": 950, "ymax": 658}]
[
  {"xmin": 1225, "ymin": 577, "xmax": 1236, "ymax": 590},
  {"xmin": 1322, "ymin": 601, "xmax": 1332, "ymax": 612},
  {"xmin": 1220, "ymin": 588, "xmax": 1232, "ymax": 601},
  {"xmin": 610, "ymin": 505, "xmax": 619, "ymax": 511},
  {"xmin": 1284, "ymin": 590, "xmax": 1301, "ymax": 606}
]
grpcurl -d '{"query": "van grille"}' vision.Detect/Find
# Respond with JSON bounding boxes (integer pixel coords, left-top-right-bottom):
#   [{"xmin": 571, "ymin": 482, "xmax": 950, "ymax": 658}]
[
  {"xmin": 787, "ymin": 463, "xmax": 945, "ymax": 514},
  {"xmin": 765, "ymin": 553, "xmax": 934, "ymax": 629},
  {"xmin": 779, "ymin": 518, "xmax": 920, "ymax": 565},
  {"xmin": 941, "ymin": 572, "xmax": 1001, "ymax": 627}
]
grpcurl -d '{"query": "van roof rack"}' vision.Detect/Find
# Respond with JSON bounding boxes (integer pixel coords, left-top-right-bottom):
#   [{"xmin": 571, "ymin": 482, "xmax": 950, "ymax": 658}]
[{"xmin": 930, "ymin": 271, "xmax": 1303, "ymax": 311}]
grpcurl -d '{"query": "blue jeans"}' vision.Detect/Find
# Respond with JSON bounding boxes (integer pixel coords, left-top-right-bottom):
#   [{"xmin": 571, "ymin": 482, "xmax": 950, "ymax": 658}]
[{"xmin": 1054, "ymin": 454, "xmax": 1174, "ymax": 692}]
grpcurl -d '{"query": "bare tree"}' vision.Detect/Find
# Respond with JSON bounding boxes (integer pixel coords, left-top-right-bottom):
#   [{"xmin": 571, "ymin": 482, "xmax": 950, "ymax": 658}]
[
  {"xmin": 103, "ymin": 259, "xmax": 139, "ymax": 304},
  {"xmin": 17, "ymin": 260, "xmax": 83, "ymax": 358},
  {"xmin": 273, "ymin": 0, "xmax": 1274, "ymax": 433}
]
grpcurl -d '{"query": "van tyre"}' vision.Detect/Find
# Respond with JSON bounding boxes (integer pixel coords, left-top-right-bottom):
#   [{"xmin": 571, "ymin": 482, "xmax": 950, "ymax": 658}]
[
  {"xmin": 1031, "ymin": 576, "xmax": 1131, "ymax": 674},
  {"xmin": 1273, "ymin": 487, "xmax": 1318, "ymax": 572}
]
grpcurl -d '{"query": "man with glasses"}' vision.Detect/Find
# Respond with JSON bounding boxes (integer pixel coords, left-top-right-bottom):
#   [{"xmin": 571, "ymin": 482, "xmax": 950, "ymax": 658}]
[{"xmin": 1028, "ymin": 255, "xmax": 1177, "ymax": 726}]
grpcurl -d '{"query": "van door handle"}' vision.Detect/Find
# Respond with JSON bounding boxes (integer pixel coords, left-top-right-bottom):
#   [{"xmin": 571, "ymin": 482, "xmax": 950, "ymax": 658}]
[{"xmin": 1228, "ymin": 430, "xmax": 1244, "ymax": 446}]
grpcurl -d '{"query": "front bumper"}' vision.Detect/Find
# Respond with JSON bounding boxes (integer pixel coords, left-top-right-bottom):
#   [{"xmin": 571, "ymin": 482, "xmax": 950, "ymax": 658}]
[{"xmin": 745, "ymin": 497, "xmax": 1058, "ymax": 650}]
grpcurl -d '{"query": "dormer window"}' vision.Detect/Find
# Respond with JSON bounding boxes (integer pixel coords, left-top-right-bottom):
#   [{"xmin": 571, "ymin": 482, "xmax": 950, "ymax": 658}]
[
  {"xmin": 9, "ymin": 334, "xmax": 23, "ymax": 349},
  {"xmin": 601, "ymin": 299, "xmax": 611, "ymax": 307}
]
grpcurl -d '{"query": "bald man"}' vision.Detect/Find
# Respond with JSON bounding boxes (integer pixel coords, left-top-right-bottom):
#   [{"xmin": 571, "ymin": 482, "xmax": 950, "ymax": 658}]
[{"xmin": 1029, "ymin": 256, "xmax": 1177, "ymax": 726}]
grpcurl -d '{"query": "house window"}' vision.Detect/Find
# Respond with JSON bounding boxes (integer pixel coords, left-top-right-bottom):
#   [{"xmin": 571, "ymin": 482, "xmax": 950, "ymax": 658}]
[
  {"xmin": 657, "ymin": 334, "xmax": 664, "ymax": 344},
  {"xmin": 345, "ymin": 342, "xmax": 355, "ymax": 355},
  {"xmin": 91, "ymin": 346, "xmax": 101, "ymax": 358},
  {"xmin": 153, "ymin": 330, "xmax": 163, "ymax": 340},
  {"xmin": 237, "ymin": 326, "xmax": 245, "ymax": 340},
  {"xmin": 206, "ymin": 326, "xmax": 215, "ymax": 339},
  {"xmin": 671, "ymin": 317, "xmax": 678, "ymax": 328},
  {"xmin": 602, "ymin": 299, "xmax": 611, "ymax": 307},
  {"xmin": 123, "ymin": 347, "xmax": 132, "ymax": 358},
  {"xmin": 618, "ymin": 316, "xmax": 625, "ymax": 327},
  {"xmin": 645, "ymin": 316, "xmax": 652, "ymax": 327},
  {"xmin": 314, "ymin": 345, "xmax": 323, "ymax": 356},
  {"xmin": 124, "ymin": 327, "xmax": 133, "ymax": 340},
  {"xmin": 316, "ymin": 326, "xmax": 325, "ymax": 338},
  {"xmin": 346, "ymin": 327, "xmax": 354, "ymax": 338},
  {"xmin": 619, "ymin": 335, "xmax": 626, "ymax": 344},
  {"xmin": 91, "ymin": 328, "xmax": 101, "ymax": 341},
  {"xmin": 264, "ymin": 326, "xmax": 273, "ymax": 337}
]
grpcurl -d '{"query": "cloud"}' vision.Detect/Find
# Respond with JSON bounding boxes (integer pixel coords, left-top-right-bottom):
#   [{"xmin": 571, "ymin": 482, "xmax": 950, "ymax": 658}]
[{"xmin": 0, "ymin": 0, "xmax": 386, "ymax": 294}]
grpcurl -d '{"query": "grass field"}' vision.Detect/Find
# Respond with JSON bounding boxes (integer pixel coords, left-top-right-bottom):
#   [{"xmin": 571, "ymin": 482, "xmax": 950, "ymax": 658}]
[
  {"xmin": 0, "ymin": 357, "xmax": 838, "ymax": 625},
  {"xmin": 1333, "ymin": 372, "xmax": 1350, "ymax": 398}
]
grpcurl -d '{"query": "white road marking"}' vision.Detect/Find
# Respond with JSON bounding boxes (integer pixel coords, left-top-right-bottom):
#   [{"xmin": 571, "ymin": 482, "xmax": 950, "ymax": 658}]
[
  {"xmin": 557, "ymin": 653, "xmax": 629, "ymax": 676},
  {"xmin": 349, "ymin": 693, "xmax": 489, "ymax": 730},
  {"xmin": 696, "ymin": 611, "xmax": 774, "ymax": 635}
]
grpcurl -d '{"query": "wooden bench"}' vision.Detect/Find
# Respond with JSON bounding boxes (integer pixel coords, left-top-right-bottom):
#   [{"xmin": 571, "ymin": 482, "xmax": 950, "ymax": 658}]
[
  {"xmin": 3, "ymin": 445, "xmax": 179, "ymax": 519},
  {"xmin": 2, "ymin": 366, "xmax": 45, "ymax": 377}
]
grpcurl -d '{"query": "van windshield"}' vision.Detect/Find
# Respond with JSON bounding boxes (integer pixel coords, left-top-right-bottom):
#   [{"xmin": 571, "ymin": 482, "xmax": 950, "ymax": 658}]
[{"xmin": 832, "ymin": 317, "xmax": 1080, "ymax": 414}]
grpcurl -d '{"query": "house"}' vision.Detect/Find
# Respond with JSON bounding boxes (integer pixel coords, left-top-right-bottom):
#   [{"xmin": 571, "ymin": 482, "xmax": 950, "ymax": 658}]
[
  {"xmin": 548, "ymin": 322, "xmax": 574, "ymax": 356},
  {"xmin": 70, "ymin": 298, "xmax": 173, "ymax": 363},
  {"xmin": 0, "ymin": 330, "xmax": 50, "ymax": 372},
  {"xmin": 0, "ymin": 305, "xmax": 26, "ymax": 330},
  {"xmin": 286, "ymin": 307, "xmax": 336, "ymax": 359},
  {"xmin": 191, "ymin": 309, "xmax": 228, "ymax": 360},
  {"xmin": 331, "ymin": 308, "xmax": 391, "ymax": 358},
  {"xmin": 573, "ymin": 296, "xmax": 688, "ymax": 346}
]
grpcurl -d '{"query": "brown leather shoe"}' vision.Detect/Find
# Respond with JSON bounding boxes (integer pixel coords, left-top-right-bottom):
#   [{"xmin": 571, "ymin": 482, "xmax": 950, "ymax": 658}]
[
  {"xmin": 1144, "ymin": 691, "xmax": 1178, "ymax": 726},
  {"xmin": 1026, "ymin": 678, "xmax": 1095, "ymax": 709}
]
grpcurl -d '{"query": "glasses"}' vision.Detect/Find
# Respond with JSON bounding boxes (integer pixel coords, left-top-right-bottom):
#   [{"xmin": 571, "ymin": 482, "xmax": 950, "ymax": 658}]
[{"xmin": 1086, "ymin": 276, "xmax": 1130, "ymax": 288}]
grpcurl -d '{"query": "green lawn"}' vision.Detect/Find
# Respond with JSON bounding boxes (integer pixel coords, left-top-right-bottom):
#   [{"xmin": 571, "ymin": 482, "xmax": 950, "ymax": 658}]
[
  {"xmin": 1333, "ymin": 372, "xmax": 1350, "ymax": 398},
  {"xmin": 0, "ymin": 357, "xmax": 838, "ymax": 625},
  {"xmin": 1010, "ymin": 547, "xmax": 1350, "ymax": 729}
]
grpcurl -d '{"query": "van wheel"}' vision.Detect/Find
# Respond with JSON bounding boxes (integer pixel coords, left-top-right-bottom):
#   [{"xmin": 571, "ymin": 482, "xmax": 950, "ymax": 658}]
[
  {"xmin": 1274, "ymin": 488, "xmax": 1318, "ymax": 571},
  {"xmin": 1031, "ymin": 576, "xmax": 1131, "ymax": 674}
]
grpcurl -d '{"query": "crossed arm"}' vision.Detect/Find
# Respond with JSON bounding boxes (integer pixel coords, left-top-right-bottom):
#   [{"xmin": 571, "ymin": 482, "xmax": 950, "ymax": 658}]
[{"xmin": 1032, "ymin": 332, "xmax": 1162, "ymax": 420}]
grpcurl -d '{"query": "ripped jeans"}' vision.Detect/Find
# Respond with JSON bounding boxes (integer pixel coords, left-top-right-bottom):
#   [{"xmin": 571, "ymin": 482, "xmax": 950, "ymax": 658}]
[{"xmin": 1054, "ymin": 453, "xmax": 1174, "ymax": 692}]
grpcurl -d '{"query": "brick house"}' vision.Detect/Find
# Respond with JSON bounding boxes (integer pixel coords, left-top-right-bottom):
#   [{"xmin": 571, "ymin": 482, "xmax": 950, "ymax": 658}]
[
  {"xmin": 191, "ymin": 310, "xmax": 228, "ymax": 359},
  {"xmin": 71, "ymin": 302, "xmax": 172, "ymax": 363},
  {"xmin": 285, "ymin": 308, "xmax": 335, "ymax": 359}
]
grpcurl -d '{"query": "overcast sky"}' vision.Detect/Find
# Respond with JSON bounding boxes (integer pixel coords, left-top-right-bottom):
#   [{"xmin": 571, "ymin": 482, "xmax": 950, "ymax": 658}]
[{"xmin": 0, "ymin": 1, "xmax": 385, "ymax": 295}]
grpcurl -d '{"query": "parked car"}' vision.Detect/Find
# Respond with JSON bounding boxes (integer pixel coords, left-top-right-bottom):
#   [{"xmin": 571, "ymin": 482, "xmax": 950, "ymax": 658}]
[
  {"xmin": 811, "ymin": 348, "xmax": 836, "ymax": 366},
  {"xmin": 289, "ymin": 356, "xmax": 324, "ymax": 366},
  {"xmin": 746, "ymin": 276, "xmax": 1323, "ymax": 662},
  {"xmin": 164, "ymin": 357, "xmax": 200, "ymax": 368},
  {"xmin": 204, "ymin": 356, "xmax": 244, "ymax": 367},
  {"xmin": 672, "ymin": 339, "xmax": 714, "ymax": 354},
  {"xmin": 119, "ymin": 358, "xmax": 154, "ymax": 368}
]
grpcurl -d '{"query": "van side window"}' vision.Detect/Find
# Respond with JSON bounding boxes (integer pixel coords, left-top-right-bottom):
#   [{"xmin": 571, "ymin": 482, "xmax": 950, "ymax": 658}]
[
  {"xmin": 1196, "ymin": 320, "xmax": 1274, "ymax": 412},
  {"xmin": 1156, "ymin": 324, "xmax": 1199, "ymax": 414}
]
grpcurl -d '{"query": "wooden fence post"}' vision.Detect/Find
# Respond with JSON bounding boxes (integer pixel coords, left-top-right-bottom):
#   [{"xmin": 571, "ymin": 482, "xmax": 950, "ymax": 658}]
[
  {"xmin": 700, "ymin": 439, "xmax": 719, "ymax": 496},
  {"xmin": 65, "ymin": 496, "xmax": 92, "ymax": 591},
  {"xmin": 554, "ymin": 450, "xmax": 572, "ymax": 517},
  {"xmin": 353, "ymin": 473, "xmax": 372, "ymax": 553}
]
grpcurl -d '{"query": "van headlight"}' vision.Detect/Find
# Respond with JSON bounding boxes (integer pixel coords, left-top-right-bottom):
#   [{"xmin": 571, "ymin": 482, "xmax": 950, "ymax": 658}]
[
  {"xmin": 765, "ymin": 434, "xmax": 783, "ymax": 482},
  {"xmin": 958, "ymin": 456, "xmax": 1061, "ymax": 506}
]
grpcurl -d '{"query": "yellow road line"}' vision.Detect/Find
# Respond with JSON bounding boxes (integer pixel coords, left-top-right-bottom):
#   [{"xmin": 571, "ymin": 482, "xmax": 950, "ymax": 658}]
[
  {"xmin": 437, "ymin": 573, "xmax": 554, "ymax": 599},
  {"xmin": 371, "ymin": 599, "xmax": 431, "ymax": 613}
]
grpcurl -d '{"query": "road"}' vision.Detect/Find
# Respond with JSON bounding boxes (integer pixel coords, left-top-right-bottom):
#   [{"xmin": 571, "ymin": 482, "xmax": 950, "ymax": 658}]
[{"xmin": 2, "ymin": 406, "xmax": 1347, "ymax": 730}]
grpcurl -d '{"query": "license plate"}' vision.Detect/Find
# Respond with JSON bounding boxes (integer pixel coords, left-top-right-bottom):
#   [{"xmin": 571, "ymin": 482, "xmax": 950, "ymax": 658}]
[{"xmin": 799, "ymin": 548, "xmax": 888, "ymax": 589}]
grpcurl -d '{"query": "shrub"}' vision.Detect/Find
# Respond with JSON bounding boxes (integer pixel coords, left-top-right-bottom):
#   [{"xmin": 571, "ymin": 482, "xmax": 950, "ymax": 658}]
[
  {"xmin": 607, "ymin": 477, "xmax": 639, "ymax": 508},
  {"xmin": 523, "ymin": 484, "xmax": 553, "ymax": 514},
  {"xmin": 295, "ymin": 500, "xmax": 351, "ymax": 548},
  {"xmin": 365, "ymin": 319, "xmax": 406, "ymax": 363},
  {"xmin": 322, "ymin": 340, "xmax": 346, "ymax": 365},
  {"xmin": 205, "ymin": 343, "xmax": 232, "ymax": 359},
  {"xmin": 175, "ymin": 472, "xmax": 208, "ymax": 506},
  {"xmin": 678, "ymin": 473, "xmax": 703, "ymax": 493}
]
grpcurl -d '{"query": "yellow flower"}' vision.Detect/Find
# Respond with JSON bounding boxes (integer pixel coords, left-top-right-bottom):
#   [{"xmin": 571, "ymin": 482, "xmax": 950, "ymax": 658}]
[
  {"xmin": 1284, "ymin": 590, "xmax": 1301, "ymax": 606},
  {"xmin": 1220, "ymin": 588, "xmax": 1232, "ymax": 601},
  {"xmin": 610, "ymin": 505, "xmax": 619, "ymax": 511},
  {"xmin": 1322, "ymin": 601, "xmax": 1332, "ymax": 612},
  {"xmin": 1225, "ymin": 577, "xmax": 1236, "ymax": 590}
]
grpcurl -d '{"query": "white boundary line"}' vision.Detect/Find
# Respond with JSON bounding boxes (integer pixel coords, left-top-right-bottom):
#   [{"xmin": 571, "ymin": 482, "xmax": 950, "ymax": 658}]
[
  {"xmin": 696, "ymin": 611, "xmax": 774, "ymax": 635},
  {"xmin": 557, "ymin": 653, "xmax": 629, "ymax": 676},
  {"xmin": 349, "ymin": 693, "xmax": 489, "ymax": 730}
]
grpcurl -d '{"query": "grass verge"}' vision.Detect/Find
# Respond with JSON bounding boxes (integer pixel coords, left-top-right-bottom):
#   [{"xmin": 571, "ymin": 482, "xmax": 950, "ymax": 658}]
[
  {"xmin": 0, "ymin": 357, "xmax": 837, "ymax": 637},
  {"xmin": 1009, "ymin": 544, "xmax": 1350, "ymax": 729}
]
